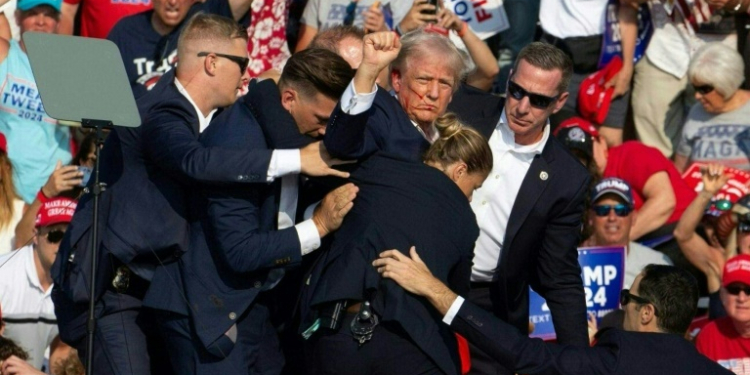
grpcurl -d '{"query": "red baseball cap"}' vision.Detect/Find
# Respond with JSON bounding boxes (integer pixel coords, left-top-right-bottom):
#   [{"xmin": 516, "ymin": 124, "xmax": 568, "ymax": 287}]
[
  {"xmin": 578, "ymin": 56, "xmax": 623, "ymax": 125},
  {"xmin": 723, "ymin": 254, "xmax": 750, "ymax": 287},
  {"xmin": 35, "ymin": 197, "xmax": 77, "ymax": 227},
  {"xmin": 0, "ymin": 132, "xmax": 7, "ymax": 154}
]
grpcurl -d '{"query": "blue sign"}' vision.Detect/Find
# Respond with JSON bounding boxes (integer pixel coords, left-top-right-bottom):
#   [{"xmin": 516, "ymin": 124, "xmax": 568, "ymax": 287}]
[
  {"xmin": 598, "ymin": 0, "xmax": 653, "ymax": 69},
  {"xmin": 529, "ymin": 246, "xmax": 625, "ymax": 340}
]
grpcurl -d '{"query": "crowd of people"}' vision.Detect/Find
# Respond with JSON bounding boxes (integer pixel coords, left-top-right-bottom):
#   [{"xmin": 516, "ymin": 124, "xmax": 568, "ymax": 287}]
[{"xmin": 0, "ymin": 0, "xmax": 749, "ymax": 374}]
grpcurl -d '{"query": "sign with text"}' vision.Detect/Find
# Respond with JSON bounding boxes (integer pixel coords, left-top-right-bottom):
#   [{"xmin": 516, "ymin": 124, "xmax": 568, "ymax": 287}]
[
  {"xmin": 682, "ymin": 163, "xmax": 750, "ymax": 203},
  {"xmin": 529, "ymin": 246, "xmax": 625, "ymax": 340},
  {"xmin": 444, "ymin": 0, "xmax": 509, "ymax": 40},
  {"xmin": 598, "ymin": 0, "xmax": 653, "ymax": 69}
]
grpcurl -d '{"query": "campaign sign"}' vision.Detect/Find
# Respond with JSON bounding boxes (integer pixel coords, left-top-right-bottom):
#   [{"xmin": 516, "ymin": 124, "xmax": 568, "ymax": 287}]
[
  {"xmin": 529, "ymin": 246, "xmax": 625, "ymax": 340},
  {"xmin": 682, "ymin": 162, "xmax": 750, "ymax": 203},
  {"xmin": 598, "ymin": 0, "xmax": 653, "ymax": 69},
  {"xmin": 444, "ymin": 0, "xmax": 509, "ymax": 40}
]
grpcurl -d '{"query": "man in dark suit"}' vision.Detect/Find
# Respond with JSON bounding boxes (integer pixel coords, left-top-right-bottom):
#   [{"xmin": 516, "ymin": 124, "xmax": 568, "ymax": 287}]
[
  {"xmin": 374, "ymin": 254, "xmax": 732, "ymax": 375},
  {"xmin": 464, "ymin": 42, "xmax": 590, "ymax": 374},
  {"xmin": 324, "ymin": 31, "xmax": 589, "ymax": 374},
  {"xmin": 52, "ymin": 15, "xmax": 348, "ymax": 375},
  {"xmin": 142, "ymin": 48, "xmax": 359, "ymax": 373}
]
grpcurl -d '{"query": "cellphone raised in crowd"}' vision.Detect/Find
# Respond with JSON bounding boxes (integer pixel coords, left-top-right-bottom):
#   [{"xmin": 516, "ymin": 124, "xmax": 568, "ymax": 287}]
[
  {"xmin": 422, "ymin": 0, "xmax": 439, "ymax": 17},
  {"xmin": 78, "ymin": 166, "xmax": 92, "ymax": 187}
]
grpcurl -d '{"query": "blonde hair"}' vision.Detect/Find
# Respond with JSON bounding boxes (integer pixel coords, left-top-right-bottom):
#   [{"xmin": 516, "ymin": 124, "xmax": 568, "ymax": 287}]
[
  {"xmin": 0, "ymin": 152, "xmax": 18, "ymax": 231},
  {"xmin": 423, "ymin": 113, "xmax": 492, "ymax": 175}
]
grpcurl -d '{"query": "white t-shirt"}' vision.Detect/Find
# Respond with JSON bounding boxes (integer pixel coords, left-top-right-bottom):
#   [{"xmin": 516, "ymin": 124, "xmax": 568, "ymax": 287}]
[
  {"xmin": 539, "ymin": 0, "xmax": 608, "ymax": 39},
  {"xmin": 301, "ymin": 0, "xmax": 410, "ymax": 31},
  {"xmin": 0, "ymin": 245, "xmax": 57, "ymax": 369},
  {"xmin": 645, "ymin": 0, "xmax": 735, "ymax": 79},
  {"xmin": 0, "ymin": 199, "xmax": 26, "ymax": 255},
  {"xmin": 625, "ymin": 241, "xmax": 672, "ymax": 288}
]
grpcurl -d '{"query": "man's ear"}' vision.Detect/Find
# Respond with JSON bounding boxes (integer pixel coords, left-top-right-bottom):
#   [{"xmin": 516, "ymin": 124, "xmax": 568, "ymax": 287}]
[
  {"xmin": 391, "ymin": 69, "xmax": 402, "ymax": 93},
  {"xmin": 640, "ymin": 303, "xmax": 656, "ymax": 326},
  {"xmin": 32, "ymin": 227, "xmax": 39, "ymax": 247},
  {"xmin": 551, "ymin": 92, "xmax": 569, "ymax": 114},
  {"xmin": 280, "ymin": 88, "xmax": 297, "ymax": 112},
  {"xmin": 204, "ymin": 53, "xmax": 217, "ymax": 76}
]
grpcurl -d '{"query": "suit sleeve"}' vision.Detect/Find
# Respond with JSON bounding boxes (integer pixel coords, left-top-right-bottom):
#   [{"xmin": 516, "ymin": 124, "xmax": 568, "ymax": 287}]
[
  {"xmin": 450, "ymin": 301, "xmax": 616, "ymax": 375},
  {"xmin": 324, "ymin": 89, "xmax": 393, "ymax": 160},
  {"xmin": 532, "ymin": 174, "xmax": 590, "ymax": 347},
  {"xmin": 141, "ymin": 109, "xmax": 273, "ymax": 184},
  {"xmin": 205, "ymin": 184, "xmax": 303, "ymax": 274}
]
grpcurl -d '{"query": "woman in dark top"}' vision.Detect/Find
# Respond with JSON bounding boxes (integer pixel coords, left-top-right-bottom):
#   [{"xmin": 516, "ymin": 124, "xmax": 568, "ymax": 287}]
[{"xmin": 301, "ymin": 113, "xmax": 492, "ymax": 375}]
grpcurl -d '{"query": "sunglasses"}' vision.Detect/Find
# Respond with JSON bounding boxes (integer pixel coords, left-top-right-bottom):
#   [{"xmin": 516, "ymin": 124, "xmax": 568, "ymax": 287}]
[
  {"xmin": 44, "ymin": 229, "xmax": 65, "ymax": 244},
  {"xmin": 593, "ymin": 204, "xmax": 632, "ymax": 217},
  {"xmin": 197, "ymin": 52, "xmax": 249, "ymax": 74},
  {"xmin": 507, "ymin": 81, "xmax": 559, "ymax": 109},
  {"xmin": 620, "ymin": 289, "xmax": 658, "ymax": 314},
  {"xmin": 693, "ymin": 84, "xmax": 715, "ymax": 95},
  {"xmin": 726, "ymin": 284, "xmax": 750, "ymax": 296}
]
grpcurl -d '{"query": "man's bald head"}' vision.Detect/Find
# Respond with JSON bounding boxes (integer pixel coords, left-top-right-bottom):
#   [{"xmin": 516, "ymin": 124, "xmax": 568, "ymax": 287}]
[{"xmin": 309, "ymin": 25, "xmax": 365, "ymax": 69}]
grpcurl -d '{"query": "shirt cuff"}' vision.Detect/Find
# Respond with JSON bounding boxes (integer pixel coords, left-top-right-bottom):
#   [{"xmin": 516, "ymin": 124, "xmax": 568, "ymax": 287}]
[
  {"xmin": 296, "ymin": 219, "xmax": 321, "ymax": 255},
  {"xmin": 442, "ymin": 296, "xmax": 465, "ymax": 325},
  {"xmin": 267, "ymin": 150, "xmax": 301, "ymax": 181},
  {"xmin": 340, "ymin": 80, "xmax": 377, "ymax": 115},
  {"xmin": 303, "ymin": 201, "xmax": 320, "ymax": 221}
]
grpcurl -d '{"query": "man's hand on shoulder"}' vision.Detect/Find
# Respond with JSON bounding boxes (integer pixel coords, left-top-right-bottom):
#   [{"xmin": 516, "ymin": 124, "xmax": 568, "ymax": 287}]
[
  {"xmin": 300, "ymin": 141, "xmax": 353, "ymax": 178},
  {"xmin": 312, "ymin": 182, "xmax": 359, "ymax": 237},
  {"xmin": 373, "ymin": 247, "xmax": 458, "ymax": 315}
]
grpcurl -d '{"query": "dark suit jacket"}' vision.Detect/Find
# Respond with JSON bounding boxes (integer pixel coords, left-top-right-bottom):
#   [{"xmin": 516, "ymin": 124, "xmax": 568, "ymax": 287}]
[
  {"xmin": 451, "ymin": 301, "xmax": 732, "ymax": 375},
  {"xmin": 302, "ymin": 153, "xmax": 478, "ymax": 375},
  {"xmin": 470, "ymin": 112, "xmax": 590, "ymax": 347},
  {"xmin": 324, "ymin": 86, "xmax": 430, "ymax": 161},
  {"xmin": 447, "ymin": 83, "xmax": 504, "ymax": 132},
  {"xmin": 143, "ymin": 84, "xmax": 303, "ymax": 354},
  {"xmin": 323, "ymin": 83, "xmax": 589, "ymax": 346},
  {"xmin": 51, "ymin": 70, "xmax": 274, "ymax": 343}
]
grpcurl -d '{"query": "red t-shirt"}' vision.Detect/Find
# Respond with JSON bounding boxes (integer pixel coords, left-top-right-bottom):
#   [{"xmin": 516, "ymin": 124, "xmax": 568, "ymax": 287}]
[
  {"xmin": 603, "ymin": 141, "xmax": 696, "ymax": 225},
  {"xmin": 696, "ymin": 316, "xmax": 750, "ymax": 374},
  {"xmin": 64, "ymin": 0, "xmax": 153, "ymax": 39}
]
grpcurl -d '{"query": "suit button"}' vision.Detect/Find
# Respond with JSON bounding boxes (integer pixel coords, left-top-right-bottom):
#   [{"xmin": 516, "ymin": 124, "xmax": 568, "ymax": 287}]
[
  {"xmin": 229, "ymin": 312, "xmax": 237, "ymax": 320},
  {"xmin": 254, "ymin": 281, "xmax": 262, "ymax": 288}
]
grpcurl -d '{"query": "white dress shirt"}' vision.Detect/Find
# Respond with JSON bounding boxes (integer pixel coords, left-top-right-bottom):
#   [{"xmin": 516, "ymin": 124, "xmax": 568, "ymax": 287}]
[
  {"xmin": 340, "ymin": 80, "xmax": 438, "ymax": 143},
  {"xmin": 470, "ymin": 111, "xmax": 549, "ymax": 282},
  {"xmin": 175, "ymin": 79, "xmax": 319, "ymax": 254}
]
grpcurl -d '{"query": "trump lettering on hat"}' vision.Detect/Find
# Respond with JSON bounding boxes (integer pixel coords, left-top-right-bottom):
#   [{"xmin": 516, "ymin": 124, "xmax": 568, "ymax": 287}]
[
  {"xmin": 591, "ymin": 178, "xmax": 634, "ymax": 207},
  {"xmin": 35, "ymin": 197, "xmax": 77, "ymax": 227}
]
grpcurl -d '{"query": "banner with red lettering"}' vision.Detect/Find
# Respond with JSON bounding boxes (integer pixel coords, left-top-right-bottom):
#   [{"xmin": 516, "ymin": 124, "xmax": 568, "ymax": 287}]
[{"xmin": 444, "ymin": 0, "xmax": 509, "ymax": 40}]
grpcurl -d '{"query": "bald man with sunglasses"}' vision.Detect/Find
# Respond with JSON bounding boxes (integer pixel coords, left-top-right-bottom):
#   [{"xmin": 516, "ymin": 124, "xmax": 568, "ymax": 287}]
[
  {"xmin": 589, "ymin": 178, "xmax": 672, "ymax": 289},
  {"xmin": 0, "ymin": 196, "xmax": 77, "ymax": 371}
]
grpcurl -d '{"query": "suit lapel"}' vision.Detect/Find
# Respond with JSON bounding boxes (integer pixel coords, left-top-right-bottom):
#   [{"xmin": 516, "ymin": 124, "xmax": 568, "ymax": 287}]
[{"xmin": 500, "ymin": 142, "xmax": 554, "ymax": 266}]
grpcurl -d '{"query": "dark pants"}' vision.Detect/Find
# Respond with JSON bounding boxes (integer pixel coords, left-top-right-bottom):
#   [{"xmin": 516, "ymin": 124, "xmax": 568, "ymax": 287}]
[
  {"xmin": 466, "ymin": 287, "xmax": 513, "ymax": 375},
  {"xmin": 73, "ymin": 291, "xmax": 172, "ymax": 375},
  {"xmin": 154, "ymin": 301, "xmax": 284, "ymax": 375},
  {"xmin": 307, "ymin": 313, "xmax": 446, "ymax": 375}
]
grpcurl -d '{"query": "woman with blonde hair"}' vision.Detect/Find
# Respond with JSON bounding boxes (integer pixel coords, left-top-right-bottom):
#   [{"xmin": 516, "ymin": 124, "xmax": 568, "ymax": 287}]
[
  {"xmin": 302, "ymin": 113, "xmax": 491, "ymax": 375},
  {"xmin": 0, "ymin": 133, "xmax": 25, "ymax": 254}
]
